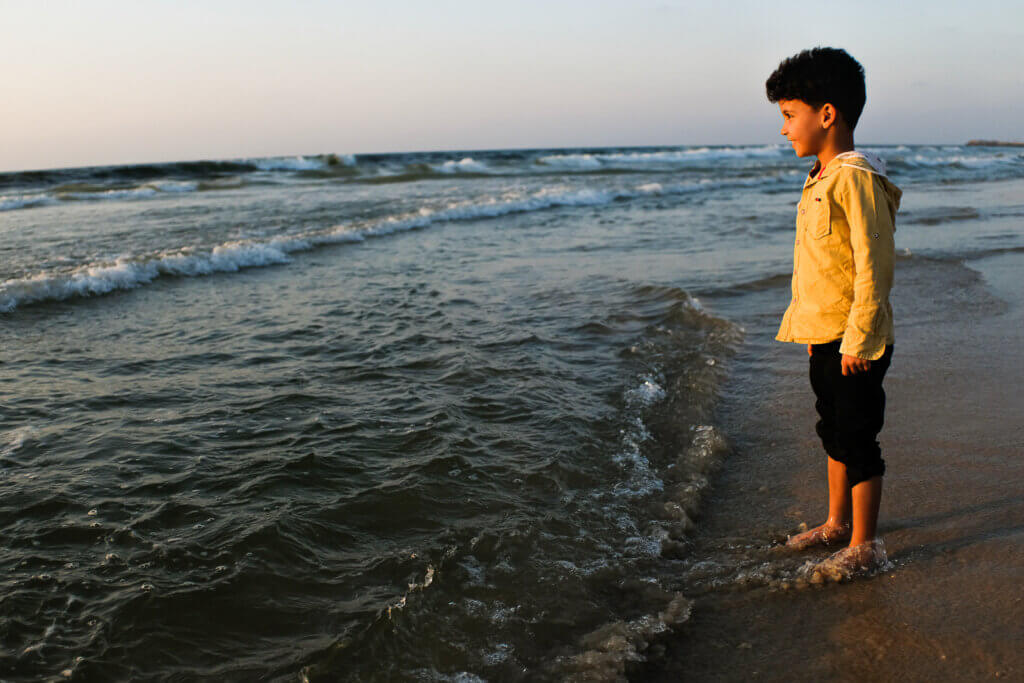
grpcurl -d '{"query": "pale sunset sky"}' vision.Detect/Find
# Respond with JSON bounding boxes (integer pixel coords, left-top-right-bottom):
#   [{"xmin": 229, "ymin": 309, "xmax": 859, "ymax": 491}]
[{"xmin": 2, "ymin": 0, "xmax": 1022, "ymax": 172}]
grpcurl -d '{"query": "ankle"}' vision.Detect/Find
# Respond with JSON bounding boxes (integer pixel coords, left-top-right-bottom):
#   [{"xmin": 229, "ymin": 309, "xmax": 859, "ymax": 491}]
[{"xmin": 848, "ymin": 535, "xmax": 880, "ymax": 548}]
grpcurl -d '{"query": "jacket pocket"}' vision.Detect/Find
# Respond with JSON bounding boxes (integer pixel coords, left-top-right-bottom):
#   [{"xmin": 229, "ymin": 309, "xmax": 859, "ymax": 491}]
[{"xmin": 811, "ymin": 198, "xmax": 831, "ymax": 239}]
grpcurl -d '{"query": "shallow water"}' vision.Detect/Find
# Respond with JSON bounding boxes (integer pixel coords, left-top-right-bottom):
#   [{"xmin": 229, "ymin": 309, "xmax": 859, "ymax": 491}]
[
  {"xmin": 624, "ymin": 244, "xmax": 1024, "ymax": 682},
  {"xmin": 2, "ymin": 144, "xmax": 1023, "ymax": 680}
]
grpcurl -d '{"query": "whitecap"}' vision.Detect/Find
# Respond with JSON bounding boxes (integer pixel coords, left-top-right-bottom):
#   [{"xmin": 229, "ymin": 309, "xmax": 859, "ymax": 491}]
[
  {"xmin": 252, "ymin": 155, "xmax": 325, "ymax": 171},
  {"xmin": 434, "ymin": 157, "xmax": 491, "ymax": 174},
  {"xmin": 146, "ymin": 180, "xmax": 200, "ymax": 193},
  {"xmin": 0, "ymin": 194, "xmax": 59, "ymax": 211},
  {"xmin": 61, "ymin": 186, "xmax": 159, "ymax": 201},
  {"xmin": 626, "ymin": 375, "xmax": 666, "ymax": 406},
  {"xmin": 538, "ymin": 145, "xmax": 787, "ymax": 169},
  {"xmin": 536, "ymin": 153, "xmax": 603, "ymax": 170},
  {"xmin": 1, "ymin": 426, "xmax": 37, "ymax": 456}
]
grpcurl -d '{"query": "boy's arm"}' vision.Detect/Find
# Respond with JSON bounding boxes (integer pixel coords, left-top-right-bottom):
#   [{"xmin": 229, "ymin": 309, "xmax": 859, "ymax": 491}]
[{"xmin": 836, "ymin": 170, "xmax": 896, "ymax": 361}]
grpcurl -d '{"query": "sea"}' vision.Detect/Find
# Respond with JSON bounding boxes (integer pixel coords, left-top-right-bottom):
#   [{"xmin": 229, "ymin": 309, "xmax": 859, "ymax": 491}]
[{"xmin": 2, "ymin": 143, "xmax": 1023, "ymax": 681}]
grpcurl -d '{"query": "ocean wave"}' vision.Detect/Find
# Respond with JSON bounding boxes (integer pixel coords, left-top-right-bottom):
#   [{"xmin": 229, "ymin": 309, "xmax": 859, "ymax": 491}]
[
  {"xmin": 56, "ymin": 180, "xmax": 201, "ymax": 196},
  {"xmin": 0, "ymin": 176, "xmax": 788, "ymax": 312},
  {"xmin": 612, "ymin": 411, "xmax": 664, "ymax": 502},
  {"xmin": 0, "ymin": 241, "xmax": 308, "ymax": 312},
  {"xmin": 0, "ymin": 179, "xmax": 219, "ymax": 212},
  {"xmin": 4, "ymin": 144, "xmax": 1022, "ymax": 208},
  {"xmin": 357, "ymin": 175, "xmax": 785, "ymax": 235},
  {"xmin": 252, "ymin": 155, "xmax": 326, "ymax": 171},
  {"xmin": 1, "ymin": 426, "xmax": 37, "ymax": 457},
  {"xmin": 0, "ymin": 160, "xmax": 251, "ymax": 193},
  {"xmin": 556, "ymin": 420, "xmax": 730, "ymax": 679},
  {"xmin": 61, "ymin": 186, "xmax": 160, "ymax": 201},
  {"xmin": 0, "ymin": 154, "xmax": 359, "ymax": 209},
  {"xmin": 0, "ymin": 194, "xmax": 59, "ymax": 211},
  {"xmin": 895, "ymin": 153, "xmax": 1024, "ymax": 168},
  {"xmin": 0, "ymin": 153, "xmax": 498, "ymax": 210},
  {"xmin": 626, "ymin": 375, "xmax": 667, "ymax": 407},
  {"xmin": 537, "ymin": 145, "xmax": 788, "ymax": 170},
  {"xmin": 384, "ymin": 564, "xmax": 436, "ymax": 619},
  {"xmin": 149, "ymin": 180, "xmax": 200, "ymax": 193},
  {"xmin": 250, "ymin": 153, "xmax": 358, "ymax": 172},
  {"xmin": 554, "ymin": 592, "xmax": 692, "ymax": 681},
  {"xmin": 433, "ymin": 157, "xmax": 492, "ymax": 174}
]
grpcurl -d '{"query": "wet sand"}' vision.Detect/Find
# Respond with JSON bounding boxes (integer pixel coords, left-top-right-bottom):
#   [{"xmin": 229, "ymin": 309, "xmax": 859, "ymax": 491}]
[{"xmin": 631, "ymin": 250, "xmax": 1024, "ymax": 682}]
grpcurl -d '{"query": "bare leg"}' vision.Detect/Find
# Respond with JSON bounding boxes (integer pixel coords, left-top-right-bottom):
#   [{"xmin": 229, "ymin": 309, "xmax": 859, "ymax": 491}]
[
  {"xmin": 849, "ymin": 475, "xmax": 882, "ymax": 546},
  {"xmin": 785, "ymin": 456, "xmax": 852, "ymax": 549},
  {"xmin": 826, "ymin": 455, "xmax": 853, "ymax": 528}
]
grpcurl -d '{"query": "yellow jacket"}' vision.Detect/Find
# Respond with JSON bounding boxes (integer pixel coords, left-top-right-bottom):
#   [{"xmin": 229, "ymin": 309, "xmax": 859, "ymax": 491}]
[{"xmin": 776, "ymin": 150, "xmax": 903, "ymax": 360}]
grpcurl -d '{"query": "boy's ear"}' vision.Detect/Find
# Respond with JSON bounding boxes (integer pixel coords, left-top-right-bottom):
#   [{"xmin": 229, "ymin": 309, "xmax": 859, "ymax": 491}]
[{"xmin": 820, "ymin": 103, "xmax": 838, "ymax": 129}]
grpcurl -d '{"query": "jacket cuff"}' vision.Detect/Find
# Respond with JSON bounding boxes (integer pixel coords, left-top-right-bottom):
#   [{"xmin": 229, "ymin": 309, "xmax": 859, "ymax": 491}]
[{"xmin": 839, "ymin": 332, "xmax": 887, "ymax": 360}]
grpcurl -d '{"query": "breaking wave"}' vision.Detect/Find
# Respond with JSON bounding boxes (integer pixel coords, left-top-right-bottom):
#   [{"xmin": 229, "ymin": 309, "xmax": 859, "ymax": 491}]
[
  {"xmin": 0, "ymin": 177, "xmax": 787, "ymax": 313},
  {"xmin": 5, "ymin": 144, "xmax": 1021, "ymax": 213},
  {"xmin": 537, "ymin": 145, "xmax": 789, "ymax": 170}
]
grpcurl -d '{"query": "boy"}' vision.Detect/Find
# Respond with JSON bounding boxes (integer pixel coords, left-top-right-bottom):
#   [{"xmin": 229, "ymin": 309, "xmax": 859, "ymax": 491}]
[{"xmin": 765, "ymin": 47, "xmax": 902, "ymax": 578}]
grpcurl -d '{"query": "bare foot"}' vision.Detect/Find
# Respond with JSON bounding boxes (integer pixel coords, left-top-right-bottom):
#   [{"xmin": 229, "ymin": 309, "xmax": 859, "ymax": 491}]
[
  {"xmin": 784, "ymin": 521, "xmax": 851, "ymax": 550},
  {"xmin": 804, "ymin": 538, "xmax": 891, "ymax": 583}
]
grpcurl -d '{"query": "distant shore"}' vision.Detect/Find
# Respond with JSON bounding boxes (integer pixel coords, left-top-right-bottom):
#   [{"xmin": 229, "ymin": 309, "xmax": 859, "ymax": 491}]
[{"xmin": 966, "ymin": 139, "xmax": 1024, "ymax": 147}]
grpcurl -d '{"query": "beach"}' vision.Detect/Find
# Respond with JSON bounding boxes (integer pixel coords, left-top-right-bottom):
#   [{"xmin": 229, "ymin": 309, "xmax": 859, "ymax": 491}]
[
  {"xmin": 633, "ymin": 249, "xmax": 1024, "ymax": 681},
  {"xmin": 1, "ymin": 145, "xmax": 1021, "ymax": 680}
]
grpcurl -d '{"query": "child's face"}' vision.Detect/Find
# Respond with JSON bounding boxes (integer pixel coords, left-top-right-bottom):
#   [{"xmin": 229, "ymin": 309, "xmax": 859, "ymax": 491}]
[{"xmin": 778, "ymin": 99, "xmax": 827, "ymax": 158}]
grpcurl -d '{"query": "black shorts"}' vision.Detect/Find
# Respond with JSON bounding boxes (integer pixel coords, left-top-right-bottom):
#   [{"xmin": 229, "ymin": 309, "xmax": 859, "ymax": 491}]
[{"xmin": 808, "ymin": 340, "xmax": 894, "ymax": 486}]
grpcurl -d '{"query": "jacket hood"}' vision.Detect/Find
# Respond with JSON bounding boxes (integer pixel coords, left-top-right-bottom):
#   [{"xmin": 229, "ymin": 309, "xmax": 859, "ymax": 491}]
[
  {"xmin": 835, "ymin": 150, "xmax": 903, "ymax": 211},
  {"xmin": 835, "ymin": 150, "xmax": 888, "ymax": 176}
]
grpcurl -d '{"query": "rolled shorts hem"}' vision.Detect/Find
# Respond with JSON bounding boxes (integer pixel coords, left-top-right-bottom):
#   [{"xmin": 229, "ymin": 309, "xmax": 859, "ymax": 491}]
[{"xmin": 809, "ymin": 342, "xmax": 893, "ymax": 487}]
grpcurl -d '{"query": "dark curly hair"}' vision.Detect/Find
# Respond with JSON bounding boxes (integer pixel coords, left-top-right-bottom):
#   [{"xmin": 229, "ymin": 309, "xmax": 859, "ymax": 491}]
[{"xmin": 766, "ymin": 47, "xmax": 866, "ymax": 131}]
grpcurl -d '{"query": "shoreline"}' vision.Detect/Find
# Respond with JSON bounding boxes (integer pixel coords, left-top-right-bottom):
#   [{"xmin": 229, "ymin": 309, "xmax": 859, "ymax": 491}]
[{"xmin": 630, "ymin": 250, "xmax": 1024, "ymax": 681}]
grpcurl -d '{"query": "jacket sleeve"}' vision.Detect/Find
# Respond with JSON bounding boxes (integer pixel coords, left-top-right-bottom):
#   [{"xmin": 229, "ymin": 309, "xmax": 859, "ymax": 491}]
[{"xmin": 836, "ymin": 169, "xmax": 896, "ymax": 360}]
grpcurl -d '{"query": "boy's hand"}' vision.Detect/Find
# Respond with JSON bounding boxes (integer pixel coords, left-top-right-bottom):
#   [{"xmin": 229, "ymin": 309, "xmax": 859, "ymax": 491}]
[
  {"xmin": 805, "ymin": 346, "xmax": 873, "ymax": 375},
  {"xmin": 841, "ymin": 354, "xmax": 871, "ymax": 375}
]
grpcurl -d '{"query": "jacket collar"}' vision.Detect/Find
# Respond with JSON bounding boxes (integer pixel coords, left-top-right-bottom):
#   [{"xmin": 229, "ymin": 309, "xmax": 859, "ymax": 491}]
[
  {"xmin": 804, "ymin": 150, "xmax": 888, "ymax": 187},
  {"xmin": 803, "ymin": 153, "xmax": 848, "ymax": 187}
]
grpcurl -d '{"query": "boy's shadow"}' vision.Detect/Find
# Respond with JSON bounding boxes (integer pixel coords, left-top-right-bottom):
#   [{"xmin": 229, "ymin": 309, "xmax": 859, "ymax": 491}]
[{"xmin": 881, "ymin": 494, "xmax": 1024, "ymax": 563}]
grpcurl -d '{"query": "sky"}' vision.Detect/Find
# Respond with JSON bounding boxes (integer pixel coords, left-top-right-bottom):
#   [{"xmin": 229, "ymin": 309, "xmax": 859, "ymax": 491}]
[{"xmin": 2, "ymin": 0, "xmax": 1023, "ymax": 172}]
